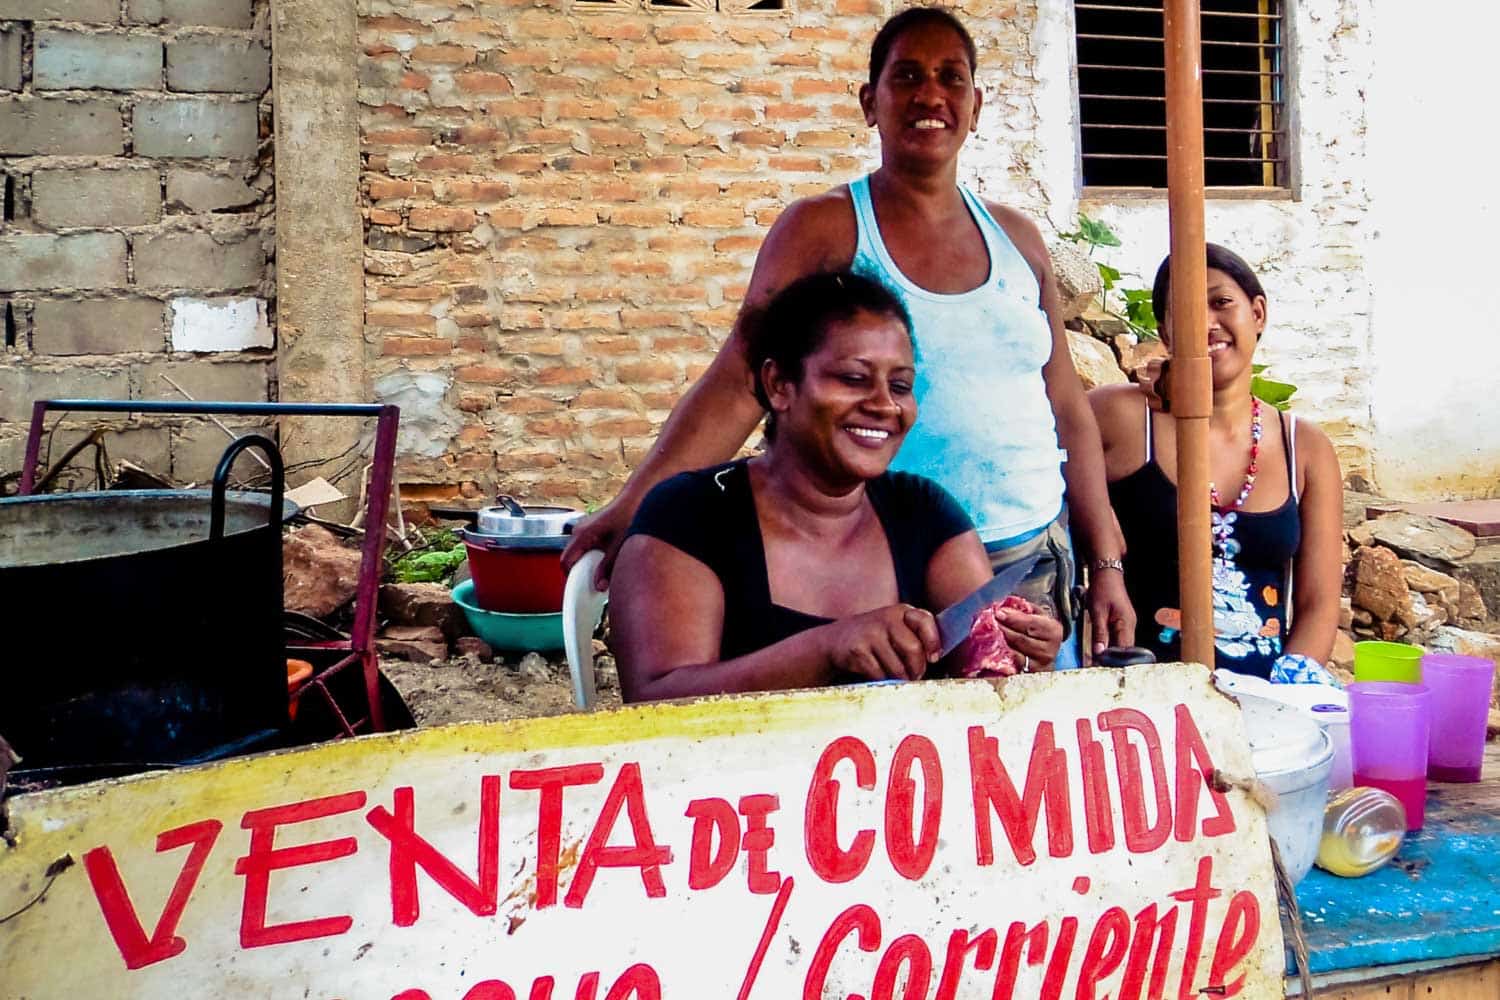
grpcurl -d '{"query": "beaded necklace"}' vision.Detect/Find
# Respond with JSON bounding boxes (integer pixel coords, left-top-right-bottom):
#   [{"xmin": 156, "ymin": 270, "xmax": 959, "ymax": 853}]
[{"xmin": 1209, "ymin": 397, "xmax": 1262, "ymax": 560}]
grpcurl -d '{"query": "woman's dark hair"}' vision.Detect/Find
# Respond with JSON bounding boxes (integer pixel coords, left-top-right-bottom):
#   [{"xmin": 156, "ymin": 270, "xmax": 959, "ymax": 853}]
[
  {"xmin": 1151, "ymin": 243, "xmax": 1267, "ymax": 324},
  {"xmin": 869, "ymin": 6, "xmax": 978, "ymax": 87},
  {"xmin": 745, "ymin": 271, "xmax": 913, "ymax": 438}
]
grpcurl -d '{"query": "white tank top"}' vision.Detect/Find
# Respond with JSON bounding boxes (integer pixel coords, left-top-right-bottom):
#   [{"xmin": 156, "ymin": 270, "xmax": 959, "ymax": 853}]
[{"xmin": 848, "ymin": 174, "xmax": 1066, "ymax": 543}]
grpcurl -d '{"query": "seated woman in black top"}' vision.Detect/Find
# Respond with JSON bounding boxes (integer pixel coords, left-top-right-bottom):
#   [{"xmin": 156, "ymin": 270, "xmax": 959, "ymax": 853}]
[
  {"xmin": 610, "ymin": 271, "xmax": 1064, "ymax": 703},
  {"xmin": 1088, "ymin": 244, "xmax": 1343, "ymax": 679}
]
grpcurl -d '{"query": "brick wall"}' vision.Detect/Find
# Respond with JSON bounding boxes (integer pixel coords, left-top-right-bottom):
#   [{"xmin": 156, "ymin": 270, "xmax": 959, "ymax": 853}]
[
  {"xmin": 358, "ymin": 0, "xmax": 1032, "ymax": 506},
  {"xmin": 0, "ymin": 0, "xmax": 275, "ymax": 487}
]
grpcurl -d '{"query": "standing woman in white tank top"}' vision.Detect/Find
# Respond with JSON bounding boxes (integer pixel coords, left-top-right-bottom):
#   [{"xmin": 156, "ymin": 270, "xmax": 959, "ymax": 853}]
[{"xmin": 565, "ymin": 7, "xmax": 1138, "ymax": 664}]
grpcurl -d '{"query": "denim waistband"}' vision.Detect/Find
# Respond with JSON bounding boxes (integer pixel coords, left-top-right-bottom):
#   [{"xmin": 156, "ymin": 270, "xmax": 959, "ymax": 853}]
[{"xmin": 983, "ymin": 504, "xmax": 1066, "ymax": 554}]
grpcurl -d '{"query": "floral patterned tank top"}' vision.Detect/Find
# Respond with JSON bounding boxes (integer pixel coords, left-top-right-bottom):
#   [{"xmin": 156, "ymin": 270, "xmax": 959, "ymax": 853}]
[{"xmin": 1108, "ymin": 405, "xmax": 1301, "ymax": 678}]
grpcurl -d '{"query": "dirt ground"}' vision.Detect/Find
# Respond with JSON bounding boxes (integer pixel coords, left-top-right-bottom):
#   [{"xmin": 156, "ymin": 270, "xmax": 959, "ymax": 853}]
[{"xmin": 382, "ymin": 649, "xmax": 623, "ymax": 727}]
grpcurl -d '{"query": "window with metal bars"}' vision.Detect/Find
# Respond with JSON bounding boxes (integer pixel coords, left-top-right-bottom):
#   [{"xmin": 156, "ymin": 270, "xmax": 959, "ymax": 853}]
[{"xmin": 1075, "ymin": 0, "xmax": 1288, "ymax": 189}]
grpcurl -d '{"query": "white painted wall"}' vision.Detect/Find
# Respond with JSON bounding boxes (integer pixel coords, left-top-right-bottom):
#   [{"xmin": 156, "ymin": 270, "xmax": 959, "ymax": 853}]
[
  {"xmin": 968, "ymin": 0, "xmax": 1373, "ymax": 484},
  {"xmin": 954, "ymin": 0, "xmax": 1496, "ymax": 496},
  {"xmin": 1366, "ymin": 2, "xmax": 1500, "ymax": 498}
]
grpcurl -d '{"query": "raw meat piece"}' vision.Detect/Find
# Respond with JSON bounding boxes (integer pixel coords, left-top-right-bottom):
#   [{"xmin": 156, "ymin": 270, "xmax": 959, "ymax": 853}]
[{"xmin": 960, "ymin": 595, "xmax": 1038, "ymax": 678}]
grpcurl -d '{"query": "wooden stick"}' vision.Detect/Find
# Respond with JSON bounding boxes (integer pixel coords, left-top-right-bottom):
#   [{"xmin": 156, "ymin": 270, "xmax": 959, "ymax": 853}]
[{"xmin": 1164, "ymin": 0, "xmax": 1215, "ymax": 669}]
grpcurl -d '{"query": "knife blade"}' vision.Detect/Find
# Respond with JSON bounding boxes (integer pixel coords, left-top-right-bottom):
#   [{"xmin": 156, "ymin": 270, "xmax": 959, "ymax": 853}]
[{"xmin": 935, "ymin": 549, "xmax": 1044, "ymax": 657}]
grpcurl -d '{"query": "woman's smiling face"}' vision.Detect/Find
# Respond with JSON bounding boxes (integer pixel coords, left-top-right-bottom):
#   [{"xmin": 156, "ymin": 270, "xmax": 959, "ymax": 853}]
[
  {"xmin": 860, "ymin": 21, "xmax": 981, "ymax": 170},
  {"xmin": 765, "ymin": 309, "xmax": 917, "ymax": 486},
  {"xmin": 1163, "ymin": 266, "xmax": 1267, "ymax": 388}
]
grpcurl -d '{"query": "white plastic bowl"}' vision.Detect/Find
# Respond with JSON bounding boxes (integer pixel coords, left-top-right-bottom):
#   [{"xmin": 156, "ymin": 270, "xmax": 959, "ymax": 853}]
[{"xmin": 1233, "ymin": 688, "xmax": 1335, "ymax": 884}]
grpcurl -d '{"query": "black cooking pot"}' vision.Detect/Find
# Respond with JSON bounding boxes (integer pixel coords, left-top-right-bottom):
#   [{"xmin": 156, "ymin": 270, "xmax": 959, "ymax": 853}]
[{"xmin": 0, "ymin": 435, "xmax": 297, "ymax": 772}]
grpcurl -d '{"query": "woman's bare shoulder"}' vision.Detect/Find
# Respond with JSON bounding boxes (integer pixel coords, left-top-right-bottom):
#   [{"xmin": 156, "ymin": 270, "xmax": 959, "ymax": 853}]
[
  {"xmin": 770, "ymin": 188, "xmax": 858, "ymax": 248},
  {"xmin": 1088, "ymin": 381, "xmax": 1149, "ymax": 422},
  {"xmin": 750, "ymin": 188, "xmax": 859, "ymax": 294},
  {"xmin": 1290, "ymin": 414, "xmax": 1340, "ymax": 476},
  {"xmin": 980, "ymin": 198, "xmax": 1049, "ymax": 273}
]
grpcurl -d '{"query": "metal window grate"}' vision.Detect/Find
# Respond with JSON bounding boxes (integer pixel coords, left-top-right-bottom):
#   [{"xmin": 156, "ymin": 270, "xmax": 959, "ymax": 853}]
[{"xmin": 1075, "ymin": 0, "xmax": 1288, "ymax": 188}]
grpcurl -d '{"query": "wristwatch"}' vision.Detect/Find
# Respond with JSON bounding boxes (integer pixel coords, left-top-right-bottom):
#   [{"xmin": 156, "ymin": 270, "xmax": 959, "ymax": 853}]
[{"xmin": 1092, "ymin": 557, "xmax": 1125, "ymax": 573}]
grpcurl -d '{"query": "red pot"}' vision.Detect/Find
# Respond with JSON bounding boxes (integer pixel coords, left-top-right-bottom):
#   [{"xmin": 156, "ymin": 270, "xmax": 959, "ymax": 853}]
[
  {"xmin": 463, "ymin": 534, "xmax": 568, "ymax": 613},
  {"xmin": 461, "ymin": 499, "xmax": 581, "ymax": 613}
]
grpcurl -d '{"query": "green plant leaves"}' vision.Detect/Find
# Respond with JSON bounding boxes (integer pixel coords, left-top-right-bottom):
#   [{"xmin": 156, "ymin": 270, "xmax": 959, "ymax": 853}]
[
  {"xmin": 388, "ymin": 528, "xmax": 469, "ymax": 585},
  {"xmin": 1079, "ymin": 215, "xmax": 1122, "ymax": 248},
  {"xmin": 1097, "ymin": 262, "xmax": 1120, "ymax": 291},
  {"xmin": 1251, "ymin": 374, "xmax": 1297, "ymax": 410},
  {"xmin": 1061, "ymin": 213, "xmax": 1122, "ymax": 249},
  {"xmin": 1121, "ymin": 288, "xmax": 1158, "ymax": 339}
]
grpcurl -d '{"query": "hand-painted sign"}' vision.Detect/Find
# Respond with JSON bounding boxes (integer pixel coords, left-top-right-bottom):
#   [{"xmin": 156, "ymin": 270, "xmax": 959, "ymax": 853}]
[{"xmin": 0, "ymin": 664, "xmax": 1283, "ymax": 999}]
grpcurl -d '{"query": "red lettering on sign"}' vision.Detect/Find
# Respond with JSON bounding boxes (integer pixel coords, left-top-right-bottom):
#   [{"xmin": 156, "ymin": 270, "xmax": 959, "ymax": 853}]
[
  {"xmin": 805, "ymin": 736, "xmax": 877, "ymax": 884},
  {"xmin": 234, "ymin": 791, "xmax": 365, "ymax": 948},
  {"xmin": 529, "ymin": 973, "xmax": 602, "ymax": 1000},
  {"xmin": 992, "ymin": 919, "xmax": 1049, "ymax": 1000},
  {"xmin": 932, "ymin": 928, "xmax": 997, "ymax": 1000},
  {"xmin": 1172, "ymin": 704, "xmax": 1237, "ymax": 841},
  {"xmin": 1208, "ymin": 890, "xmax": 1260, "ymax": 997},
  {"xmin": 1075, "ymin": 719, "xmax": 1116, "ymax": 855},
  {"xmin": 739, "ymin": 794, "xmax": 781, "ymax": 895},
  {"xmin": 967, "ymin": 723, "xmax": 1072, "ymax": 867},
  {"xmin": 564, "ymin": 763, "xmax": 672, "ymax": 909},
  {"xmin": 392, "ymin": 991, "xmax": 431, "ymax": 1000},
  {"xmin": 1120, "ymin": 903, "xmax": 1178, "ymax": 1000},
  {"xmin": 83, "ymin": 818, "xmax": 223, "ymax": 970},
  {"xmin": 871, "ymin": 934, "xmax": 932, "ymax": 1000},
  {"xmin": 1098, "ymin": 709, "xmax": 1173, "ymax": 854},
  {"xmin": 1170, "ymin": 856, "xmax": 1223, "ymax": 1000},
  {"xmin": 737, "ymin": 877, "xmax": 796, "ymax": 1000},
  {"xmin": 1076, "ymin": 906, "xmax": 1131, "ymax": 1000},
  {"xmin": 884, "ymin": 735, "xmax": 942, "ymax": 882},
  {"xmin": 803, "ymin": 904, "xmax": 881, "ymax": 1000},
  {"xmin": 603, "ymin": 963, "xmax": 662, "ymax": 1000},
  {"xmin": 463, "ymin": 983, "xmax": 516, "ymax": 1000},
  {"xmin": 366, "ymin": 776, "xmax": 501, "ymax": 926},
  {"xmin": 510, "ymin": 763, "xmax": 605, "ymax": 908},
  {"xmin": 684, "ymin": 797, "xmax": 740, "ymax": 891},
  {"xmin": 1039, "ymin": 914, "xmax": 1079, "ymax": 1000}
]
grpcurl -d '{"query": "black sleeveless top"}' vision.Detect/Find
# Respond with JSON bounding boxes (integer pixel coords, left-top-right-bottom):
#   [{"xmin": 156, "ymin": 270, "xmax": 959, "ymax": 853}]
[
  {"xmin": 627, "ymin": 460, "xmax": 973, "ymax": 663},
  {"xmin": 1108, "ymin": 405, "xmax": 1301, "ymax": 678}
]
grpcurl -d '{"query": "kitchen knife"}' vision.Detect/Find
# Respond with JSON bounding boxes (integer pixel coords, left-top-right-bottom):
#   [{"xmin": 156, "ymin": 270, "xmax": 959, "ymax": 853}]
[{"xmin": 935, "ymin": 549, "xmax": 1044, "ymax": 658}]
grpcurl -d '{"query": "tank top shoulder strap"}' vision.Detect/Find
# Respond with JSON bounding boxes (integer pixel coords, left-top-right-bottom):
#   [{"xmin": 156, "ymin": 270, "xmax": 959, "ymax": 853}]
[
  {"xmin": 1144, "ymin": 399, "xmax": 1155, "ymax": 463},
  {"xmin": 1277, "ymin": 409, "xmax": 1300, "ymax": 503},
  {"xmin": 848, "ymin": 175, "xmax": 882, "ymax": 263},
  {"xmin": 957, "ymin": 185, "xmax": 1042, "ymax": 296}
]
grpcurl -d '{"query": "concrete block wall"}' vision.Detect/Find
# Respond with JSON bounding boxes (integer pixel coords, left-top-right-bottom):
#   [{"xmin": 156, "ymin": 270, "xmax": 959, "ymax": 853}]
[
  {"xmin": 0, "ymin": 0, "xmax": 275, "ymax": 489},
  {"xmin": 357, "ymin": 0, "xmax": 1034, "ymax": 506}
]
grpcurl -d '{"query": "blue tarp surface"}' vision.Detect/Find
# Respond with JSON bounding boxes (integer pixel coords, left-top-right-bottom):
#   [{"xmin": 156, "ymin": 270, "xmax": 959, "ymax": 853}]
[{"xmin": 1288, "ymin": 773, "xmax": 1500, "ymax": 975}]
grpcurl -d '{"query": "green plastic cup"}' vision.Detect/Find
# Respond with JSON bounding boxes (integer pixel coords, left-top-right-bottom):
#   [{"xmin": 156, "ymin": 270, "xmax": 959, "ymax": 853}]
[{"xmin": 1353, "ymin": 641, "xmax": 1424, "ymax": 683}]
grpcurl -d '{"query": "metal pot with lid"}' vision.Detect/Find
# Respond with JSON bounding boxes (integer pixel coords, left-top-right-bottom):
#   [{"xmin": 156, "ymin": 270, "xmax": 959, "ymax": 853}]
[
  {"xmin": 470, "ymin": 495, "xmax": 583, "ymax": 547},
  {"xmin": 461, "ymin": 496, "xmax": 583, "ymax": 613}
]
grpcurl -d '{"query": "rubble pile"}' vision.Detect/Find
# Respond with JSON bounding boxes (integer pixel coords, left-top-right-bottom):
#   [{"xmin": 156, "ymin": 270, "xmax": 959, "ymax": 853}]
[{"xmin": 1339, "ymin": 496, "xmax": 1500, "ymax": 732}]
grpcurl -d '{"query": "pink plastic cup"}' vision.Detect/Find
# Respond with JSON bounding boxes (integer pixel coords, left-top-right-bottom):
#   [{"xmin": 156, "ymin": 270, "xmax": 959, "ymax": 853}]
[
  {"xmin": 1348, "ymin": 681, "xmax": 1431, "ymax": 831},
  {"xmin": 1423, "ymin": 654, "xmax": 1496, "ymax": 783}
]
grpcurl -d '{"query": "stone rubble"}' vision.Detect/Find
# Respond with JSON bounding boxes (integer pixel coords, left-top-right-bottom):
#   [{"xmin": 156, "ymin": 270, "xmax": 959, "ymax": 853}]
[
  {"xmin": 1340, "ymin": 502, "xmax": 1500, "ymax": 723},
  {"xmin": 282, "ymin": 524, "xmax": 363, "ymax": 618}
]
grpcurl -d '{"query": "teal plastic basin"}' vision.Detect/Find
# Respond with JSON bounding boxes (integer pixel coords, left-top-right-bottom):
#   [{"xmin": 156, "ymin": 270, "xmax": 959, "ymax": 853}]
[{"xmin": 451, "ymin": 579, "xmax": 564, "ymax": 653}]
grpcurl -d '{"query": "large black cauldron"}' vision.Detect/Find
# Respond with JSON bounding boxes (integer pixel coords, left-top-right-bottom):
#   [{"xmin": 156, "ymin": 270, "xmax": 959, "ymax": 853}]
[{"xmin": 0, "ymin": 436, "xmax": 296, "ymax": 774}]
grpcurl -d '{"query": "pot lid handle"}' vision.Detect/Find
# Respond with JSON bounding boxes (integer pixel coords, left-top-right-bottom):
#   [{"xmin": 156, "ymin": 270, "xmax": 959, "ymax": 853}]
[{"xmin": 495, "ymin": 494, "xmax": 526, "ymax": 518}]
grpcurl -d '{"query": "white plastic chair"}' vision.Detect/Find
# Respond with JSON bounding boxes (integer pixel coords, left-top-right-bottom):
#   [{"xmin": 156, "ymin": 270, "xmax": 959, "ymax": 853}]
[{"xmin": 563, "ymin": 549, "xmax": 609, "ymax": 710}]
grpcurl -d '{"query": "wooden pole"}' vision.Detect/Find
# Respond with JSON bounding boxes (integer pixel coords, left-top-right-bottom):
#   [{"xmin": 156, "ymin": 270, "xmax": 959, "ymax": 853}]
[{"xmin": 1163, "ymin": 0, "xmax": 1215, "ymax": 668}]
